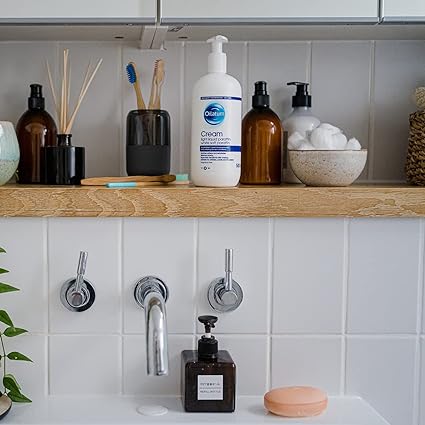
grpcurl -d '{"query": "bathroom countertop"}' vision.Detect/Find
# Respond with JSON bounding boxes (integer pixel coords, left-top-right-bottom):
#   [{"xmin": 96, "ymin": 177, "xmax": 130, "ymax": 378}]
[{"xmin": 2, "ymin": 396, "xmax": 390, "ymax": 425}]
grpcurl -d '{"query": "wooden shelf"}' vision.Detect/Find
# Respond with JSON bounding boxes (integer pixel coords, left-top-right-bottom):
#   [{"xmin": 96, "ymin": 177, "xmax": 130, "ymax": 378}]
[{"xmin": 0, "ymin": 184, "xmax": 425, "ymax": 218}]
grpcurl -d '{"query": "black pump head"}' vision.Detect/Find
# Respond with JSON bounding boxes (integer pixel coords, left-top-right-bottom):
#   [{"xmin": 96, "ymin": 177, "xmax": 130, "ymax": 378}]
[
  {"xmin": 252, "ymin": 80, "xmax": 270, "ymax": 108},
  {"xmin": 287, "ymin": 81, "xmax": 312, "ymax": 107},
  {"xmin": 28, "ymin": 83, "xmax": 45, "ymax": 110},
  {"xmin": 198, "ymin": 315, "xmax": 218, "ymax": 334}
]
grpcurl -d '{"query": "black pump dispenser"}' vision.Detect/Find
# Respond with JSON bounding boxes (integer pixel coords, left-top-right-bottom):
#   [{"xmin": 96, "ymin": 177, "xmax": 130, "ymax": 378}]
[
  {"xmin": 198, "ymin": 315, "xmax": 218, "ymax": 360},
  {"xmin": 252, "ymin": 81, "xmax": 270, "ymax": 108},
  {"xmin": 287, "ymin": 81, "xmax": 312, "ymax": 107},
  {"xmin": 28, "ymin": 84, "xmax": 45, "ymax": 110}
]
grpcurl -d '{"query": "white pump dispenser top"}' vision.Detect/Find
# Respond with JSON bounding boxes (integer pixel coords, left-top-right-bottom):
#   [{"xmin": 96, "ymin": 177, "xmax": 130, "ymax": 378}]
[{"xmin": 207, "ymin": 35, "xmax": 228, "ymax": 73}]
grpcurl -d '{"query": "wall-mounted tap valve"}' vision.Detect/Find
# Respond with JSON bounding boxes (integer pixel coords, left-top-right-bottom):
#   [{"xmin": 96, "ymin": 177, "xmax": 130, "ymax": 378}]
[
  {"xmin": 207, "ymin": 248, "xmax": 243, "ymax": 312},
  {"xmin": 60, "ymin": 251, "xmax": 95, "ymax": 312}
]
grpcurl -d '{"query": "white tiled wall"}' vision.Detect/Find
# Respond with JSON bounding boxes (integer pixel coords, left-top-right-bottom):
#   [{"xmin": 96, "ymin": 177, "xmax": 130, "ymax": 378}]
[
  {"xmin": 0, "ymin": 217, "xmax": 423, "ymax": 425},
  {"xmin": 0, "ymin": 39, "xmax": 424, "ymax": 180}
]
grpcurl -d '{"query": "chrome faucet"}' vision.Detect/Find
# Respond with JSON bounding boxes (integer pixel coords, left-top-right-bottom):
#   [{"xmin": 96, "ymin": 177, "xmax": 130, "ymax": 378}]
[{"xmin": 134, "ymin": 276, "xmax": 169, "ymax": 376}]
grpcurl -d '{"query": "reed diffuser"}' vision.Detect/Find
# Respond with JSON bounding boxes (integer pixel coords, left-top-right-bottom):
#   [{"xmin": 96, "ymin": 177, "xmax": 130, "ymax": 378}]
[{"xmin": 41, "ymin": 49, "xmax": 103, "ymax": 185}]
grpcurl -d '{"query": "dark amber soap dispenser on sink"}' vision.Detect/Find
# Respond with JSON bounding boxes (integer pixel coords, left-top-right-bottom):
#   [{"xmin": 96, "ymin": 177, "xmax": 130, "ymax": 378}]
[{"xmin": 181, "ymin": 315, "xmax": 236, "ymax": 412}]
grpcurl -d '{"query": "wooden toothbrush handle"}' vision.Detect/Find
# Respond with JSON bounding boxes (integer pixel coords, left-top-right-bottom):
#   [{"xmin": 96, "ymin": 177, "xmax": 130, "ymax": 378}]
[
  {"xmin": 134, "ymin": 80, "xmax": 146, "ymax": 109},
  {"xmin": 153, "ymin": 80, "xmax": 164, "ymax": 109}
]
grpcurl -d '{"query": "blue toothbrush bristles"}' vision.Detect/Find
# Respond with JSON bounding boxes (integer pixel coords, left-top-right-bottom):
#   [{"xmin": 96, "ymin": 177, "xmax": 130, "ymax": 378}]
[{"xmin": 126, "ymin": 63, "xmax": 137, "ymax": 84}]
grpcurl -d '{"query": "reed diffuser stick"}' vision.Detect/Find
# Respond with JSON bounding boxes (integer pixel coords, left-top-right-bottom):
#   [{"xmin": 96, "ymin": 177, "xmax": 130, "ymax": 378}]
[{"xmin": 46, "ymin": 50, "xmax": 103, "ymax": 135}]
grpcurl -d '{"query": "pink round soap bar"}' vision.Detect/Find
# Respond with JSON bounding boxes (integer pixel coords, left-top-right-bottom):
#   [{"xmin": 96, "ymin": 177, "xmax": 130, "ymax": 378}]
[{"xmin": 264, "ymin": 386, "xmax": 328, "ymax": 417}]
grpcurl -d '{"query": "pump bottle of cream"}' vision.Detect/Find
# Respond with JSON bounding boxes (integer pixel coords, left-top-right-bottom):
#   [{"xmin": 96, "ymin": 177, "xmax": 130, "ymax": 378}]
[{"xmin": 190, "ymin": 35, "xmax": 242, "ymax": 187}]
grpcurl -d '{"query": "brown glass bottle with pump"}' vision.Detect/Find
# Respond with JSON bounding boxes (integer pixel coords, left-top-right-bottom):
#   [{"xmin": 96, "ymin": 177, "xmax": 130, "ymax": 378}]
[
  {"xmin": 241, "ymin": 81, "xmax": 282, "ymax": 184},
  {"xmin": 16, "ymin": 84, "xmax": 57, "ymax": 184},
  {"xmin": 181, "ymin": 316, "xmax": 236, "ymax": 412}
]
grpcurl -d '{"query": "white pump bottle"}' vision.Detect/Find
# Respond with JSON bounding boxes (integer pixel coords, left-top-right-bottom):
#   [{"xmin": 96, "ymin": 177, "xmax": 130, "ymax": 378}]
[{"xmin": 190, "ymin": 35, "xmax": 242, "ymax": 187}]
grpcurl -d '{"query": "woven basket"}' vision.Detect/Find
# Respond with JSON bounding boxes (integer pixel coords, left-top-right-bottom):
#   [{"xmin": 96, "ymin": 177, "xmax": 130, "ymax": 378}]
[{"xmin": 406, "ymin": 110, "xmax": 425, "ymax": 185}]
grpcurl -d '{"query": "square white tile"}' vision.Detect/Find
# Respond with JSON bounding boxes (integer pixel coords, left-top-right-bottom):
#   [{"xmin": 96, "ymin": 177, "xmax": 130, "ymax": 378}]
[
  {"xmin": 58, "ymin": 42, "xmax": 122, "ymax": 177},
  {"xmin": 346, "ymin": 336, "xmax": 416, "ymax": 425},
  {"xmin": 373, "ymin": 41, "xmax": 425, "ymax": 181},
  {"xmin": 123, "ymin": 334, "xmax": 194, "ymax": 395},
  {"xmin": 311, "ymin": 42, "xmax": 371, "ymax": 180},
  {"xmin": 4, "ymin": 335, "xmax": 47, "ymax": 399},
  {"xmin": 347, "ymin": 218, "xmax": 420, "ymax": 334},
  {"xmin": 0, "ymin": 218, "xmax": 46, "ymax": 333},
  {"xmin": 123, "ymin": 218, "xmax": 196, "ymax": 334},
  {"xmin": 271, "ymin": 336, "xmax": 342, "ymax": 394},
  {"xmin": 248, "ymin": 42, "xmax": 310, "ymax": 120},
  {"xmin": 49, "ymin": 335, "xmax": 121, "ymax": 395},
  {"xmin": 219, "ymin": 335, "xmax": 268, "ymax": 395},
  {"xmin": 273, "ymin": 218, "xmax": 344, "ymax": 334},
  {"xmin": 0, "ymin": 42, "xmax": 57, "ymax": 124},
  {"xmin": 123, "ymin": 42, "xmax": 183, "ymax": 174},
  {"xmin": 184, "ymin": 42, "xmax": 245, "ymax": 172},
  {"xmin": 197, "ymin": 218, "xmax": 270, "ymax": 334},
  {"xmin": 48, "ymin": 218, "xmax": 121, "ymax": 334}
]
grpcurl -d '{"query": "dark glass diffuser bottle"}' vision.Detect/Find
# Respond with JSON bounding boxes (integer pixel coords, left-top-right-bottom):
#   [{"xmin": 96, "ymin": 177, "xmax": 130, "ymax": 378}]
[
  {"xmin": 16, "ymin": 84, "xmax": 57, "ymax": 184},
  {"xmin": 181, "ymin": 316, "xmax": 236, "ymax": 413},
  {"xmin": 240, "ymin": 81, "xmax": 282, "ymax": 184}
]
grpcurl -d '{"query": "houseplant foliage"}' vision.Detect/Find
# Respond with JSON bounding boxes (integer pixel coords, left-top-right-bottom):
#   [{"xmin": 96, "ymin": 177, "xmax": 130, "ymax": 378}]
[{"xmin": 0, "ymin": 246, "xmax": 32, "ymax": 405}]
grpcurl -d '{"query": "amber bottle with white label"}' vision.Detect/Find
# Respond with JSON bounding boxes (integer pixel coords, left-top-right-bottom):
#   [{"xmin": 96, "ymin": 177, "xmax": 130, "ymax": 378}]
[{"xmin": 181, "ymin": 315, "xmax": 236, "ymax": 412}]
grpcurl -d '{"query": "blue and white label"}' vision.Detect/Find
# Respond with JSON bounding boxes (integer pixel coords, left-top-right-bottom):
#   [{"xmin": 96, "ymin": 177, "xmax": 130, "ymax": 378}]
[{"xmin": 204, "ymin": 103, "xmax": 225, "ymax": 126}]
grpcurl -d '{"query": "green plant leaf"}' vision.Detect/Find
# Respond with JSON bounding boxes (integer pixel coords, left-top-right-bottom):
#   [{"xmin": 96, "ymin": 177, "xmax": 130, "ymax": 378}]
[
  {"xmin": 0, "ymin": 283, "xmax": 19, "ymax": 293},
  {"xmin": 3, "ymin": 327, "xmax": 27, "ymax": 337},
  {"xmin": 0, "ymin": 268, "xmax": 9, "ymax": 275},
  {"xmin": 7, "ymin": 352, "xmax": 32, "ymax": 362},
  {"xmin": 3, "ymin": 374, "xmax": 20, "ymax": 392},
  {"xmin": 0, "ymin": 311, "xmax": 13, "ymax": 327},
  {"xmin": 0, "ymin": 247, "xmax": 6, "ymax": 254},
  {"xmin": 8, "ymin": 391, "xmax": 31, "ymax": 403}
]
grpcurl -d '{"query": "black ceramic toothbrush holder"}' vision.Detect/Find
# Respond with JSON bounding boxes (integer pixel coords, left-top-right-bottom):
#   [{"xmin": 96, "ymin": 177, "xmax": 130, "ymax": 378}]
[
  {"xmin": 41, "ymin": 134, "xmax": 85, "ymax": 185},
  {"xmin": 126, "ymin": 109, "xmax": 171, "ymax": 176}
]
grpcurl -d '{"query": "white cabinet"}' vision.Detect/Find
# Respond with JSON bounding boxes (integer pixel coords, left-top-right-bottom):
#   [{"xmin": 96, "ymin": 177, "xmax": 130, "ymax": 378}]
[
  {"xmin": 382, "ymin": 0, "xmax": 425, "ymax": 22},
  {"xmin": 0, "ymin": 0, "xmax": 156, "ymax": 23},
  {"xmin": 161, "ymin": 0, "xmax": 379, "ymax": 24}
]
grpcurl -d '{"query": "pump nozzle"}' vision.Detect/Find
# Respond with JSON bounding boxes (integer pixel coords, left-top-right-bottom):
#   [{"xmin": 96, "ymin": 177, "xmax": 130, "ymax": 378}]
[
  {"xmin": 207, "ymin": 35, "xmax": 228, "ymax": 73},
  {"xmin": 287, "ymin": 81, "xmax": 312, "ymax": 107}
]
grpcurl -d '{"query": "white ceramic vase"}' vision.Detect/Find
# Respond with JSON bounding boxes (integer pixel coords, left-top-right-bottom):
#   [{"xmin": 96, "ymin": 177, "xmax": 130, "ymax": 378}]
[{"xmin": 0, "ymin": 122, "xmax": 20, "ymax": 185}]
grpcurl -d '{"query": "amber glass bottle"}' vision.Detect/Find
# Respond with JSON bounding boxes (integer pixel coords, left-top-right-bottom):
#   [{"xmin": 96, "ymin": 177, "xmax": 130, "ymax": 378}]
[
  {"xmin": 241, "ymin": 81, "xmax": 282, "ymax": 184},
  {"xmin": 16, "ymin": 84, "xmax": 57, "ymax": 184}
]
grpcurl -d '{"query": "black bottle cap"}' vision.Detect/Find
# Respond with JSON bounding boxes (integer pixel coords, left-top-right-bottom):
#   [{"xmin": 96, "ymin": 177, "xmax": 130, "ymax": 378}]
[
  {"xmin": 28, "ymin": 84, "xmax": 45, "ymax": 110},
  {"xmin": 252, "ymin": 81, "xmax": 270, "ymax": 108},
  {"xmin": 287, "ymin": 81, "xmax": 312, "ymax": 107},
  {"xmin": 198, "ymin": 315, "xmax": 218, "ymax": 360}
]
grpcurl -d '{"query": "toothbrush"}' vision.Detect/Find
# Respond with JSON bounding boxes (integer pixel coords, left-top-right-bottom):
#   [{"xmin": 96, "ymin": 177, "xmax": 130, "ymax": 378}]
[
  {"xmin": 148, "ymin": 59, "xmax": 165, "ymax": 109},
  {"xmin": 126, "ymin": 62, "xmax": 146, "ymax": 110}
]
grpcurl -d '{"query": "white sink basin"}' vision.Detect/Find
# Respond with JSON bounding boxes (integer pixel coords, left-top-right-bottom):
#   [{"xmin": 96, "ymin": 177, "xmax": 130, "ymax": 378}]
[{"xmin": 3, "ymin": 396, "xmax": 390, "ymax": 425}]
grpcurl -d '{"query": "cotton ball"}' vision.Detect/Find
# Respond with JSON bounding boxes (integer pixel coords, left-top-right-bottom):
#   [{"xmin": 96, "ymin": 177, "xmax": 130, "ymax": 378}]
[
  {"xmin": 298, "ymin": 140, "xmax": 315, "ymax": 150},
  {"xmin": 288, "ymin": 132, "xmax": 306, "ymax": 150},
  {"xmin": 310, "ymin": 127, "xmax": 333, "ymax": 149},
  {"xmin": 346, "ymin": 138, "xmax": 362, "ymax": 150},
  {"xmin": 318, "ymin": 123, "xmax": 342, "ymax": 135},
  {"xmin": 330, "ymin": 132, "xmax": 348, "ymax": 150}
]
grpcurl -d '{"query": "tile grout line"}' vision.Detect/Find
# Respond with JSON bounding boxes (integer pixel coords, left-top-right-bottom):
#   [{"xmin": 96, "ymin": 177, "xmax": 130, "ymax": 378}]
[
  {"xmin": 266, "ymin": 218, "xmax": 275, "ymax": 391},
  {"xmin": 367, "ymin": 41, "xmax": 376, "ymax": 181},
  {"xmin": 243, "ymin": 41, "xmax": 249, "ymax": 114},
  {"xmin": 179, "ymin": 41, "xmax": 186, "ymax": 173},
  {"xmin": 413, "ymin": 218, "xmax": 424, "ymax": 425},
  {"xmin": 340, "ymin": 218, "xmax": 350, "ymax": 395},
  {"xmin": 119, "ymin": 44, "xmax": 125, "ymax": 176},
  {"xmin": 43, "ymin": 217, "xmax": 50, "ymax": 396},
  {"xmin": 307, "ymin": 41, "xmax": 313, "ymax": 84},
  {"xmin": 119, "ymin": 218, "xmax": 124, "ymax": 395},
  {"xmin": 193, "ymin": 219, "xmax": 199, "ymax": 340}
]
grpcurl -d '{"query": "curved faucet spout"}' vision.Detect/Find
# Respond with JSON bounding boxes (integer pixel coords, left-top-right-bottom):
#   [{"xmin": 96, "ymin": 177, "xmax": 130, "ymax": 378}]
[
  {"xmin": 144, "ymin": 292, "xmax": 168, "ymax": 376},
  {"xmin": 134, "ymin": 276, "xmax": 169, "ymax": 376}
]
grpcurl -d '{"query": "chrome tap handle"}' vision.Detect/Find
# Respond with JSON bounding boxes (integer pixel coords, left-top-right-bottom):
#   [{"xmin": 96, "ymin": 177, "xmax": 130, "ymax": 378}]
[
  {"xmin": 74, "ymin": 251, "xmax": 88, "ymax": 295},
  {"xmin": 60, "ymin": 251, "xmax": 95, "ymax": 312},
  {"xmin": 224, "ymin": 248, "xmax": 233, "ymax": 291},
  {"xmin": 207, "ymin": 248, "xmax": 243, "ymax": 313}
]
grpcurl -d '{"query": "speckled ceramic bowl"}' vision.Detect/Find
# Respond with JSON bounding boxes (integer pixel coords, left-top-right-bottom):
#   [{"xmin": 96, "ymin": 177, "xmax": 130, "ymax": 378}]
[{"xmin": 288, "ymin": 149, "xmax": 367, "ymax": 187}]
